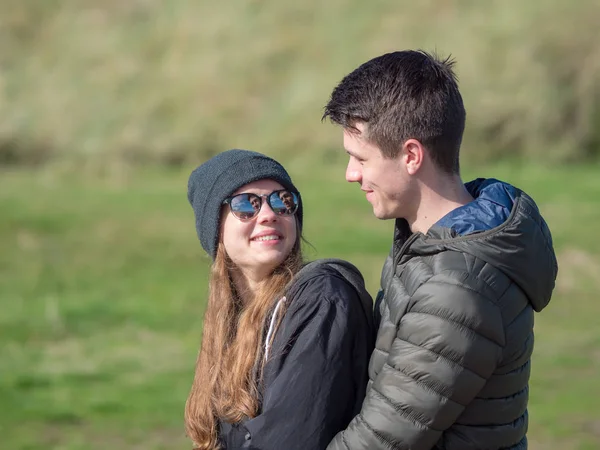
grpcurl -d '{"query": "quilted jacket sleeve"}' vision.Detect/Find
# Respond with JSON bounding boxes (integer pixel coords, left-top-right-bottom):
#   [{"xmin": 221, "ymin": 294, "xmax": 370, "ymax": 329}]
[{"xmin": 327, "ymin": 274, "xmax": 506, "ymax": 450}]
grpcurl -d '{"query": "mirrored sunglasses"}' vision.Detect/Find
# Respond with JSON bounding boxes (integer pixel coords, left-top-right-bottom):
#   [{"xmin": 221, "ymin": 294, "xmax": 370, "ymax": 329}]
[{"xmin": 223, "ymin": 189, "xmax": 299, "ymax": 221}]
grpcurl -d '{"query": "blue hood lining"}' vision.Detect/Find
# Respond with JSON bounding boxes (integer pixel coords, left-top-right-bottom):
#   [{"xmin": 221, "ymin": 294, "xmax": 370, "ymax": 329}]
[{"xmin": 435, "ymin": 178, "xmax": 518, "ymax": 236}]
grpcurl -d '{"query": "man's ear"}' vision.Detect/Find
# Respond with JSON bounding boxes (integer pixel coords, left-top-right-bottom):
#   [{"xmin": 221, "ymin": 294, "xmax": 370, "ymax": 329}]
[{"xmin": 402, "ymin": 139, "xmax": 425, "ymax": 175}]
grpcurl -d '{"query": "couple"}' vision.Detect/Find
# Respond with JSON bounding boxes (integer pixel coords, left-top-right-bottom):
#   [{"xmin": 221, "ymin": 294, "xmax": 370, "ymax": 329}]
[{"xmin": 184, "ymin": 50, "xmax": 558, "ymax": 450}]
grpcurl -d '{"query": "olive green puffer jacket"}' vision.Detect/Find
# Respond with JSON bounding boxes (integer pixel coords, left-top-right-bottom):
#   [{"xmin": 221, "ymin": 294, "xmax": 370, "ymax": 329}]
[{"xmin": 328, "ymin": 179, "xmax": 558, "ymax": 450}]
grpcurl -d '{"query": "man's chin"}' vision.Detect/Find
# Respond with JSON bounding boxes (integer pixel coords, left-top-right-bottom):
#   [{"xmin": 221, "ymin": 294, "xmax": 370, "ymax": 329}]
[{"xmin": 372, "ymin": 207, "xmax": 393, "ymax": 220}]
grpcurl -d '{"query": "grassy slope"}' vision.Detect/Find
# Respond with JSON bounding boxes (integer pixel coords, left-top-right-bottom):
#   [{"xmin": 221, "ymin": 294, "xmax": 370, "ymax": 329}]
[
  {"xmin": 1, "ymin": 160, "xmax": 599, "ymax": 449},
  {"xmin": 2, "ymin": 2, "xmax": 600, "ymax": 448}
]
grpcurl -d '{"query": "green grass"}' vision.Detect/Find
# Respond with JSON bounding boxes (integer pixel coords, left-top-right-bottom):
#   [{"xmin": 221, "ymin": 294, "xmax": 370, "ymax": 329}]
[
  {"xmin": 1, "ymin": 160, "xmax": 600, "ymax": 449},
  {"xmin": 2, "ymin": 2, "xmax": 600, "ymax": 448}
]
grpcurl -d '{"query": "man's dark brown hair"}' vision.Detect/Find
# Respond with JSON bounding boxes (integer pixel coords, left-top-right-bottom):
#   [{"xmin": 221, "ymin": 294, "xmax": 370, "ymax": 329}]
[{"xmin": 323, "ymin": 50, "xmax": 466, "ymax": 174}]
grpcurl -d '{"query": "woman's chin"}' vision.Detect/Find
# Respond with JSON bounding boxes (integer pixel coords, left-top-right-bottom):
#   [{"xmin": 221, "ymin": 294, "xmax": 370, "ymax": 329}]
[{"xmin": 255, "ymin": 253, "xmax": 288, "ymax": 272}]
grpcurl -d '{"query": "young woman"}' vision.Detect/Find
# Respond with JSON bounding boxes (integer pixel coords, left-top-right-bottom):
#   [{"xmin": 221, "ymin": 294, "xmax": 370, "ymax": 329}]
[{"xmin": 185, "ymin": 149, "xmax": 374, "ymax": 450}]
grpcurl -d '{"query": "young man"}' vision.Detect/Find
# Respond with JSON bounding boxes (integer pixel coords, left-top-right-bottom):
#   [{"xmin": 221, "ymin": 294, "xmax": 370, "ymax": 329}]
[{"xmin": 322, "ymin": 50, "xmax": 558, "ymax": 450}]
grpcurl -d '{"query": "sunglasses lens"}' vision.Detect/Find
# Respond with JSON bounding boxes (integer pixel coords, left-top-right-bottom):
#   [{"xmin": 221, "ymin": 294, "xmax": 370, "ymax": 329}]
[
  {"xmin": 229, "ymin": 194, "xmax": 260, "ymax": 220},
  {"xmin": 269, "ymin": 190, "xmax": 298, "ymax": 216}
]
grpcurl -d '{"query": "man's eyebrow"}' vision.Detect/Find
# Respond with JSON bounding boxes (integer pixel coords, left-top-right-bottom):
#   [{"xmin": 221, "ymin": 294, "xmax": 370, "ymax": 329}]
[{"xmin": 345, "ymin": 149, "xmax": 363, "ymax": 159}]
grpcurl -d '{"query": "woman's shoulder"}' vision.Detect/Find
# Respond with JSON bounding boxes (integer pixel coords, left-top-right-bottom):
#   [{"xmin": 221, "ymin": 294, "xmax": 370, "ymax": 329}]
[{"xmin": 286, "ymin": 258, "xmax": 372, "ymax": 311}]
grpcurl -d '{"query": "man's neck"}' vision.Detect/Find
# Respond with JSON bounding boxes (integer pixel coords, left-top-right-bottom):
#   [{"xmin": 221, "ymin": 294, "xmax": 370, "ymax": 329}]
[{"xmin": 410, "ymin": 174, "xmax": 474, "ymax": 235}]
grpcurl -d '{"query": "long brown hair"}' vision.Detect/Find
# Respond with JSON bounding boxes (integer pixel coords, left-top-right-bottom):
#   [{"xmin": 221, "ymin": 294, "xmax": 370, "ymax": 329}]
[{"xmin": 185, "ymin": 230, "xmax": 303, "ymax": 449}]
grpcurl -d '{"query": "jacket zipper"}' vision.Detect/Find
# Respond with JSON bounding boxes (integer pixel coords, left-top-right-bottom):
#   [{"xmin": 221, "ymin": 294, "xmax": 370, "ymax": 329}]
[
  {"xmin": 383, "ymin": 233, "xmax": 420, "ymax": 295},
  {"xmin": 393, "ymin": 232, "xmax": 421, "ymax": 268}
]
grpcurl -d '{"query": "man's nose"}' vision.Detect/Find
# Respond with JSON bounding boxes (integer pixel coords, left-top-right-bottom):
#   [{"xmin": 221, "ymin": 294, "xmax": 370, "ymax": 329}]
[{"xmin": 346, "ymin": 159, "xmax": 362, "ymax": 183}]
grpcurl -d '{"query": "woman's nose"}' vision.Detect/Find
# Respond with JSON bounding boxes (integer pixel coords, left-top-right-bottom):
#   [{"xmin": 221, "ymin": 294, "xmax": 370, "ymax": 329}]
[{"xmin": 256, "ymin": 197, "xmax": 278, "ymax": 223}]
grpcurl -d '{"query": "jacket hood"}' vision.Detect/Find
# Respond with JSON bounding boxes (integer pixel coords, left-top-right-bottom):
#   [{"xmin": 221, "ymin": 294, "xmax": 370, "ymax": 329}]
[
  {"xmin": 406, "ymin": 178, "xmax": 558, "ymax": 312},
  {"xmin": 289, "ymin": 259, "xmax": 374, "ymax": 321}
]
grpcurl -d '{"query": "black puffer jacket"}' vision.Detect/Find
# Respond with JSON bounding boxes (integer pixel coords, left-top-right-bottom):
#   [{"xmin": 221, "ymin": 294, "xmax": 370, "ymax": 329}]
[
  {"xmin": 328, "ymin": 179, "xmax": 558, "ymax": 450},
  {"xmin": 219, "ymin": 259, "xmax": 375, "ymax": 449}
]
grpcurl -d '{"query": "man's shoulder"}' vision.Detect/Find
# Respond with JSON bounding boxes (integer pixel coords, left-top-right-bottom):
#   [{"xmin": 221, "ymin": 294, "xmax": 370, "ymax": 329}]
[{"xmin": 397, "ymin": 249, "xmax": 512, "ymax": 302}]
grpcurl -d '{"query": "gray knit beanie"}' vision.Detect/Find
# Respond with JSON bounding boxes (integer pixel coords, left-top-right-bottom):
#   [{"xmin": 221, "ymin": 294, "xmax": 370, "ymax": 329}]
[{"xmin": 187, "ymin": 149, "xmax": 303, "ymax": 258}]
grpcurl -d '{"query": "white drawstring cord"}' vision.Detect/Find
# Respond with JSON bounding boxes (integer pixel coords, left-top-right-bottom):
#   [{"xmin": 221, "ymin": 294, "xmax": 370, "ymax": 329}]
[{"xmin": 264, "ymin": 296, "xmax": 286, "ymax": 360}]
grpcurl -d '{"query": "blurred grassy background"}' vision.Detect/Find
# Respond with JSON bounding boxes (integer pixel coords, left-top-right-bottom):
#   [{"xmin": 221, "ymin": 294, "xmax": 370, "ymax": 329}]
[
  {"xmin": 1, "ymin": 1, "xmax": 599, "ymax": 449},
  {"xmin": 1, "ymin": 0, "xmax": 600, "ymax": 168}
]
